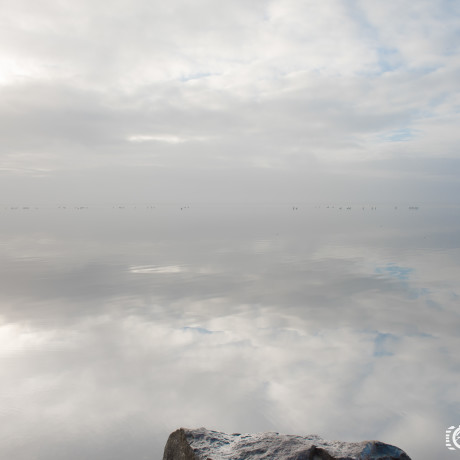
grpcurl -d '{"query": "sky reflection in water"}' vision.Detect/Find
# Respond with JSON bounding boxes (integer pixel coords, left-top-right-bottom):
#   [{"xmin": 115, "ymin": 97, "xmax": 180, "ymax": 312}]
[{"xmin": 0, "ymin": 204, "xmax": 459, "ymax": 459}]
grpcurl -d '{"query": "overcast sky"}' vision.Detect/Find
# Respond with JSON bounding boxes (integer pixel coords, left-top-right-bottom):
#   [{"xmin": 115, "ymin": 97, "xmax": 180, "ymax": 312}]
[{"xmin": 1, "ymin": 0, "xmax": 460, "ymax": 204}]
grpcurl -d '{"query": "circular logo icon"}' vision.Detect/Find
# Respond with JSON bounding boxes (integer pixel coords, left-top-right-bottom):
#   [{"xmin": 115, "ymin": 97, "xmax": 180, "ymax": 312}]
[{"xmin": 446, "ymin": 425, "xmax": 460, "ymax": 450}]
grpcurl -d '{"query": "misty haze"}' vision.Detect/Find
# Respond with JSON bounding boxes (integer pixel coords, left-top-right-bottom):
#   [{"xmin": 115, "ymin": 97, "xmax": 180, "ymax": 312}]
[{"xmin": 1, "ymin": 0, "xmax": 460, "ymax": 459}]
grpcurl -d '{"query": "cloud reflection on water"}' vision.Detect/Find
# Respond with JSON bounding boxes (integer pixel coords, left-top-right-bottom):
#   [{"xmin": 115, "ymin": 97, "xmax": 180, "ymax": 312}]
[{"xmin": 0, "ymin": 205, "xmax": 459, "ymax": 459}]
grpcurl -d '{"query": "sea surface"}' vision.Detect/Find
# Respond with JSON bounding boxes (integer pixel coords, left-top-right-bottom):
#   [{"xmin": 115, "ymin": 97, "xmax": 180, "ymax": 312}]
[{"xmin": 0, "ymin": 204, "xmax": 459, "ymax": 459}]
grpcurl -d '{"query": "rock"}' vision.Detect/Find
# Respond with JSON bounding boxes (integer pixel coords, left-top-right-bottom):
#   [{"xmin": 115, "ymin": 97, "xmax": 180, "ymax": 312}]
[{"xmin": 162, "ymin": 427, "xmax": 411, "ymax": 460}]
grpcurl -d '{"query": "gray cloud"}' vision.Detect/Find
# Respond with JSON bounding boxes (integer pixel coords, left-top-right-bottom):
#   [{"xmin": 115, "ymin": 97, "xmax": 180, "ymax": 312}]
[{"xmin": 1, "ymin": 0, "xmax": 459, "ymax": 204}]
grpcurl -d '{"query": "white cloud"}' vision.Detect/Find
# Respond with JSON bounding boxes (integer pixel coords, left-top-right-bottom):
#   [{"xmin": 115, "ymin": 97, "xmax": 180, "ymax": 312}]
[
  {"xmin": 129, "ymin": 264, "xmax": 185, "ymax": 273},
  {"xmin": 127, "ymin": 134, "xmax": 210, "ymax": 144},
  {"xmin": 0, "ymin": 0, "xmax": 459, "ymax": 204}
]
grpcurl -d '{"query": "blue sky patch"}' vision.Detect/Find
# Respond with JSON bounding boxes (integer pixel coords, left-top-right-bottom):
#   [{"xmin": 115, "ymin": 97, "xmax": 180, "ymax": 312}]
[
  {"xmin": 376, "ymin": 47, "xmax": 401, "ymax": 73},
  {"xmin": 373, "ymin": 332, "xmax": 399, "ymax": 357},
  {"xmin": 182, "ymin": 326, "xmax": 213, "ymax": 334},
  {"xmin": 179, "ymin": 72, "xmax": 214, "ymax": 82},
  {"xmin": 375, "ymin": 264, "xmax": 413, "ymax": 280},
  {"xmin": 379, "ymin": 128, "xmax": 416, "ymax": 143}
]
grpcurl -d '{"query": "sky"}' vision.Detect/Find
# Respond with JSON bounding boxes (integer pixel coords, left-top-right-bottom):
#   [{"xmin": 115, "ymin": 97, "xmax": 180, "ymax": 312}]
[{"xmin": 1, "ymin": 0, "xmax": 460, "ymax": 204}]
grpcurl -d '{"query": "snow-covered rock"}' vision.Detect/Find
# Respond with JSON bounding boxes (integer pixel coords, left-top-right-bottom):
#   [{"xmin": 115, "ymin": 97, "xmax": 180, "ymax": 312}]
[{"xmin": 162, "ymin": 427, "xmax": 411, "ymax": 460}]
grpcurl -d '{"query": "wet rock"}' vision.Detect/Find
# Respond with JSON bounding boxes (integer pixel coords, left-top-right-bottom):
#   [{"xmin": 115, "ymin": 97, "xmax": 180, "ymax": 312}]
[{"xmin": 162, "ymin": 427, "xmax": 411, "ymax": 460}]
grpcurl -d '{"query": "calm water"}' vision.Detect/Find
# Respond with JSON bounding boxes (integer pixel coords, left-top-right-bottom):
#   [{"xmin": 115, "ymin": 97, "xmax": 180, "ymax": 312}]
[{"xmin": 1, "ymin": 204, "xmax": 459, "ymax": 459}]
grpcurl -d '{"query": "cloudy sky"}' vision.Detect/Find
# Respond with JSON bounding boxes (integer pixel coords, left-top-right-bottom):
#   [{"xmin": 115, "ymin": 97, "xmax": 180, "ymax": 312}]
[{"xmin": 1, "ymin": 0, "xmax": 460, "ymax": 204}]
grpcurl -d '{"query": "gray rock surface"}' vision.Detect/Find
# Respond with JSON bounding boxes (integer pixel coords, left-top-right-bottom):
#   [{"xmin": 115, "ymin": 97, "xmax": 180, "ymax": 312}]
[{"xmin": 162, "ymin": 428, "xmax": 411, "ymax": 460}]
